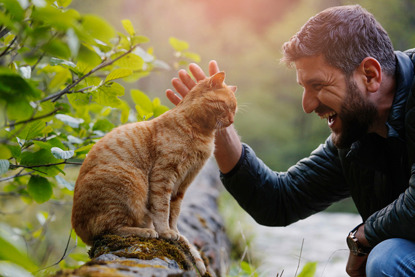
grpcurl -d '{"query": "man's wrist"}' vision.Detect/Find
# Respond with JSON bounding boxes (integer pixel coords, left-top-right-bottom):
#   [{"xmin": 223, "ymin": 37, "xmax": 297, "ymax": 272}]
[{"xmin": 347, "ymin": 223, "xmax": 372, "ymax": 256}]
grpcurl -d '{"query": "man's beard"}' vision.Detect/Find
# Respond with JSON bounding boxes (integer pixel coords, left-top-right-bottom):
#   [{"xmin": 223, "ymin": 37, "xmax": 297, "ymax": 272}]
[{"xmin": 332, "ymin": 79, "xmax": 378, "ymax": 149}]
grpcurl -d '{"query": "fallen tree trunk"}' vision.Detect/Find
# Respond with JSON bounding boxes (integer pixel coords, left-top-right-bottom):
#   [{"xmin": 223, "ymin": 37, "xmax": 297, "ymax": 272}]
[{"xmin": 55, "ymin": 159, "xmax": 231, "ymax": 277}]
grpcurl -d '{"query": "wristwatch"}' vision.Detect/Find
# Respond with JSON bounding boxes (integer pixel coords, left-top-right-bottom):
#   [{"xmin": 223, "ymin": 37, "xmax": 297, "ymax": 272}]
[{"xmin": 346, "ymin": 223, "xmax": 372, "ymax": 256}]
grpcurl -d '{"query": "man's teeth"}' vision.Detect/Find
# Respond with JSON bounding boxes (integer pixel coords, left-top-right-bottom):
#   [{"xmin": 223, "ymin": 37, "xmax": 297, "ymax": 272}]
[{"xmin": 320, "ymin": 111, "xmax": 336, "ymax": 119}]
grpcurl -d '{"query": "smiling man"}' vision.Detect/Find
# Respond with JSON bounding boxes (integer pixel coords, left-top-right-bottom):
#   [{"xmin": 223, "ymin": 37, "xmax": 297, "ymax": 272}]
[{"xmin": 166, "ymin": 5, "xmax": 415, "ymax": 277}]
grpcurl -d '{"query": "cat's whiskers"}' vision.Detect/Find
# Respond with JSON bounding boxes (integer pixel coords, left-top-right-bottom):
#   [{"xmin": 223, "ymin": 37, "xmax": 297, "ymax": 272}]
[{"xmin": 235, "ymin": 103, "xmax": 248, "ymax": 114}]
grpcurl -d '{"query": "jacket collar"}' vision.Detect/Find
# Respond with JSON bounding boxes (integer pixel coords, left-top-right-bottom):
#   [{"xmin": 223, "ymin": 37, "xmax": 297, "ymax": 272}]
[{"xmin": 386, "ymin": 51, "xmax": 414, "ymax": 138}]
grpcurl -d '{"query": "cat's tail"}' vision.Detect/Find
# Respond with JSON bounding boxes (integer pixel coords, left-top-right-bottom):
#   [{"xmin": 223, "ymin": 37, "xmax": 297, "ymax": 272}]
[{"xmin": 179, "ymin": 235, "xmax": 207, "ymax": 276}]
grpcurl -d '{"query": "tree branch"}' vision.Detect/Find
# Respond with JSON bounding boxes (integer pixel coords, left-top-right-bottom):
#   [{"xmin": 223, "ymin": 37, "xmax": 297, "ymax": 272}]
[
  {"xmin": 9, "ymin": 161, "xmax": 82, "ymax": 170},
  {"xmin": 40, "ymin": 45, "xmax": 139, "ymax": 103},
  {"xmin": 4, "ymin": 108, "xmax": 62, "ymax": 128},
  {"xmin": 0, "ymin": 35, "xmax": 17, "ymax": 58},
  {"xmin": 0, "ymin": 161, "xmax": 82, "ymax": 183}
]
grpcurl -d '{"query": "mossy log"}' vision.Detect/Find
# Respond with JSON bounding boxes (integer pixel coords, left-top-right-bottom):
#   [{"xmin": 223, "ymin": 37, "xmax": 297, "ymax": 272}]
[{"xmin": 54, "ymin": 159, "xmax": 231, "ymax": 277}]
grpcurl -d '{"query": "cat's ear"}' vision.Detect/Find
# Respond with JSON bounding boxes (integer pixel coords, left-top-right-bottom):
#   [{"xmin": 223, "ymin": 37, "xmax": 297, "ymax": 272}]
[
  {"xmin": 209, "ymin": 71, "xmax": 225, "ymax": 88},
  {"xmin": 229, "ymin": 85, "xmax": 237, "ymax": 93}
]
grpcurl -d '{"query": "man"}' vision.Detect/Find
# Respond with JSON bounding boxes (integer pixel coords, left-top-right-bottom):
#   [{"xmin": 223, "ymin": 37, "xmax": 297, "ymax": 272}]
[{"xmin": 166, "ymin": 5, "xmax": 415, "ymax": 277}]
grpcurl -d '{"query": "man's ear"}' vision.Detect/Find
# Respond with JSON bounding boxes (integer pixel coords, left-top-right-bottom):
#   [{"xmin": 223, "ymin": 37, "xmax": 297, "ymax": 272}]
[{"xmin": 359, "ymin": 57, "xmax": 382, "ymax": 92}]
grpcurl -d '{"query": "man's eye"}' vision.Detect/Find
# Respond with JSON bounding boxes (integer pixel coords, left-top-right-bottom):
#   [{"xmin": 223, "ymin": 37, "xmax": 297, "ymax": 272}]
[{"xmin": 312, "ymin": 84, "xmax": 323, "ymax": 91}]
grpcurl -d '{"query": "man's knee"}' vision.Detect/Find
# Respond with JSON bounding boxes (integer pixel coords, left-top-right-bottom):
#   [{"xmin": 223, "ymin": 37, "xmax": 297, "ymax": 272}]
[{"xmin": 366, "ymin": 238, "xmax": 415, "ymax": 277}]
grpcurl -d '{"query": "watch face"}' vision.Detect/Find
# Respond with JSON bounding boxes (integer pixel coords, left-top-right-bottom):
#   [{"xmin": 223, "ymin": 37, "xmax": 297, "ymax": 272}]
[{"xmin": 347, "ymin": 235, "xmax": 358, "ymax": 251}]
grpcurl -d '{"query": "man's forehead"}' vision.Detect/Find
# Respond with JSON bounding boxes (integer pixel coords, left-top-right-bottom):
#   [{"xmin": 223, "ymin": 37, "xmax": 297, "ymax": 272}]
[{"xmin": 294, "ymin": 55, "xmax": 337, "ymax": 85}]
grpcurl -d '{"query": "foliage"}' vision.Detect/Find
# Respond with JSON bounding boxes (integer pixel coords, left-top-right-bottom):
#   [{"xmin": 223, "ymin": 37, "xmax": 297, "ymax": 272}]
[{"xmin": 0, "ymin": 0, "xmax": 199, "ymax": 275}]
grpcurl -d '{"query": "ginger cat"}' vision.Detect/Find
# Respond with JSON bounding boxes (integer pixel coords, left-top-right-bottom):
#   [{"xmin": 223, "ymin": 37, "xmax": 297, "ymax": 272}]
[{"xmin": 71, "ymin": 72, "xmax": 237, "ymax": 275}]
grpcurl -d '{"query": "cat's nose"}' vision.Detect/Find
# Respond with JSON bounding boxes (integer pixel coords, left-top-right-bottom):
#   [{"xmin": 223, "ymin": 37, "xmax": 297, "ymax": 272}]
[{"xmin": 228, "ymin": 114, "xmax": 234, "ymax": 124}]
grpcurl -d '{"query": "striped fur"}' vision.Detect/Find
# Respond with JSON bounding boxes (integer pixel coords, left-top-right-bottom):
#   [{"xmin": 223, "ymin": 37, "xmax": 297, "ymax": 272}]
[{"xmin": 71, "ymin": 72, "xmax": 237, "ymax": 275}]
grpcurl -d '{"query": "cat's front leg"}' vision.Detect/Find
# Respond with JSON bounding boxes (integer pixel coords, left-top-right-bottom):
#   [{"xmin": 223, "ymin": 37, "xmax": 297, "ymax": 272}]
[
  {"xmin": 148, "ymin": 179, "xmax": 180, "ymax": 240},
  {"xmin": 169, "ymin": 190, "xmax": 185, "ymax": 233}
]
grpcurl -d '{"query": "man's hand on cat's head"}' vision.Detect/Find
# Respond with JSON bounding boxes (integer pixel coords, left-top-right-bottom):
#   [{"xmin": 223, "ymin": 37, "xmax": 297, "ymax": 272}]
[{"xmin": 166, "ymin": 60, "xmax": 220, "ymax": 106}]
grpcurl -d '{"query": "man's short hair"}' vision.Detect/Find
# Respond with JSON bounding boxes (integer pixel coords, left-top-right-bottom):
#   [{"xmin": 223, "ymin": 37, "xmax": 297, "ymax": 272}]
[{"xmin": 281, "ymin": 5, "xmax": 396, "ymax": 76}]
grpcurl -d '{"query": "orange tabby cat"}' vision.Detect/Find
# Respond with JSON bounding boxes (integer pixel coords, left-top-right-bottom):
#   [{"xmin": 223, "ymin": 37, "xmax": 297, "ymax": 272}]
[{"xmin": 71, "ymin": 71, "xmax": 237, "ymax": 275}]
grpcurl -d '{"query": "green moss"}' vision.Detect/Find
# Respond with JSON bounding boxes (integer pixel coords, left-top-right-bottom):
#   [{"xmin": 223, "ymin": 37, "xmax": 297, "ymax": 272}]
[{"xmin": 88, "ymin": 234, "xmax": 211, "ymax": 276}]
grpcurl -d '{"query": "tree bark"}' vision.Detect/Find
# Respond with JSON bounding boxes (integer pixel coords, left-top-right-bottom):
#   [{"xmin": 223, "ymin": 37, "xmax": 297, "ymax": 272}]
[{"xmin": 54, "ymin": 159, "xmax": 231, "ymax": 277}]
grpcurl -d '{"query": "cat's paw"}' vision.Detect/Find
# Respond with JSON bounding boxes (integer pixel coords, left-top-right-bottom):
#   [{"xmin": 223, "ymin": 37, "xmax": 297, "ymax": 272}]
[
  {"xmin": 142, "ymin": 228, "xmax": 158, "ymax": 239},
  {"xmin": 158, "ymin": 229, "xmax": 180, "ymax": 241}
]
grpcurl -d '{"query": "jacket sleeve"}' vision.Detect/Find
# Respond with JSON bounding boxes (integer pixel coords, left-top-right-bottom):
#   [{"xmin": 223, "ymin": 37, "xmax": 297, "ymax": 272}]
[
  {"xmin": 220, "ymin": 136, "xmax": 350, "ymax": 226},
  {"xmin": 365, "ymin": 164, "xmax": 415, "ymax": 246}
]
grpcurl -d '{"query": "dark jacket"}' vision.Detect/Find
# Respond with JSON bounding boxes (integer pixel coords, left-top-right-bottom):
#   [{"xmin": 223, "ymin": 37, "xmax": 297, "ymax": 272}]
[{"xmin": 221, "ymin": 50, "xmax": 415, "ymax": 247}]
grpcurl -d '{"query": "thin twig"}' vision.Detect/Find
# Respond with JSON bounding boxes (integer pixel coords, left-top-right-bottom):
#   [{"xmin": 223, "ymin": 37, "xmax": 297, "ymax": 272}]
[
  {"xmin": 34, "ymin": 229, "xmax": 76, "ymax": 273},
  {"xmin": 4, "ymin": 108, "xmax": 62, "ymax": 128},
  {"xmin": 9, "ymin": 161, "xmax": 82, "ymax": 170},
  {"xmin": 40, "ymin": 45, "xmax": 139, "ymax": 103},
  {"xmin": 294, "ymin": 239, "xmax": 305, "ymax": 277},
  {"xmin": 0, "ymin": 33, "xmax": 17, "ymax": 58},
  {"xmin": 0, "ymin": 170, "xmax": 32, "ymax": 183}
]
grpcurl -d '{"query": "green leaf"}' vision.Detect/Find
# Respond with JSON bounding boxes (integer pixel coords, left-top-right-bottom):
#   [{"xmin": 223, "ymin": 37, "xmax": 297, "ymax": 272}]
[
  {"xmin": 119, "ymin": 100, "xmax": 130, "ymax": 124},
  {"xmin": 131, "ymin": 89, "xmax": 152, "ymax": 108},
  {"xmin": 27, "ymin": 175, "xmax": 53, "ymax": 204},
  {"xmin": 48, "ymin": 66, "xmax": 72, "ymax": 90},
  {"xmin": 153, "ymin": 104, "xmax": 169, "ymax": 118},
  {"xmin": 105, "ymin": 68, "xmax": 133, "ymax": 83},
  {"xmin": 0, "ymin": 0, "xmax": 25, "ymax": 21},
  {"xmin": 135, "ymin": 105, "xmax": 153, "ymax": 121},
  {"xmin": 15, "ymin": 120, "xmax": 45, "ymax": 142},
  {"xmin": 20, "ymin": 149, "xmax": 64, "ymax": 177},
  {"xmin": 6, "ymin": 100, "xmax": 33, "ymax": 121},
  {"xmin": 0, "ymin": 68, "xmax": 38, "ymax": 100},
  {"xmin": 121, "ymin": 19, "xmax": 135, "ymax": 36},
  {"xmin": 182, "ymin": 51, "xmax": 201, "ymax": 63},
  {"xmin": 0, "ymin": 227, "xmax": 37, "ymax": 271},
  {"xmin": 298, "ymin": 262, "xmax": 317, "ymax": 277},
  {"xmin": 0, "ymin": 145, "xmax": 12, "ymax": 159},
  {"xmin": 131, "ymin": 89, "xmax": 154, "ymax": 120},
  {"xmin": 111, "ymin": 52, "xmax": 144, "ymax": 70},
  {"xmin": 57, "ymin": 0, "xmax": 72, "ymax": 8},
  {"xmin": 169, "ymin": 37, "xmax": 189, "ymax": 52},
  {"xmin": 0, "ymin": 160, "xmax": 10, "ymax": 175},
  {"xmin": 41, "ymin": 38, "xmax": 71, "ymax": 59},
  {"xmin": 77, "ymin": 44, "xmax": 102, "ymax": 68},
  {"xmin": 92, "ymin": 119, "xmax": 114, "ymax": 132},
  {"xmin": 81, "ymin": 15, "xmax": 115, "ymax": 44},
  {"xmin": 32, "ymin": 6, "xmax": 79, "ymax": 31},
  {"xmin": 0, "ymin": 261, "xmax": 34, "ymax": 277},
  {"xmin": 75, "ymin": 144, "xmax": 94, "ymax": 154},
  {"xmin": 93, "ymin": 82, "xmax": 124, "ymax": 107},
  {"xmin": 67, "ymin": 92, "xmax": 90, "ymax": 108},
  {"xmin": 51, "ymin": 147, "xmax": 74, "ymax": 160},
  {"xmin": 32, "ymin": 137, "xmax": 66, "ymax": 151},
  {"xmin": 131, "ymin": 35, "xmax": 150, "ymax": 45}
]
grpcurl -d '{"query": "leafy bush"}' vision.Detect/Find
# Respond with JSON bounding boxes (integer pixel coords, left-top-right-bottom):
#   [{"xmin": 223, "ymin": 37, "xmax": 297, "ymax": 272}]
[{"xmin": 0, "ymin": 0, "xmax": 199, "ymax": 274}]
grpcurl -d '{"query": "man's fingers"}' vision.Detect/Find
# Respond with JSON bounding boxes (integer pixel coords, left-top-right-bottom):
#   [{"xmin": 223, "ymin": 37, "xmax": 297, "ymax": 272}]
[
  {"xmin": 166, "ymin": 61, "xmax": 222, "ymax": 107},
  {"xmin": 189, "ymin": 63, "xmax": 207, "ymax": 81},
  {"xmin": 179, "ymin": 69, "xmax": 196, "ymax": 90},
  {"xmin": 208, "ymin": 60, "xmax": 220, "ymax": 76},
  {"xmin": 172, "ymin": 78, "xmax": 190, "ymax": 98},
  {"xmin": 166, "ymin": 89, "xmax": 182, "ymax": 106}
]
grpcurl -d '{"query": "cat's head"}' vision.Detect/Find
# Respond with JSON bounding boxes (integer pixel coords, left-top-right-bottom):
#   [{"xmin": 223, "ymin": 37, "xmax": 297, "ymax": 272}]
[{"xmin": 183, "ymin": 71, "xmax": 237, "ymax": 130}]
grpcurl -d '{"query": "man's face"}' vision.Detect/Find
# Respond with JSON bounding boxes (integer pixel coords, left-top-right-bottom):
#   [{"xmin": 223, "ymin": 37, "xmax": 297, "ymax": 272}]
[{"xmin": 295, "ymin": 55, "xmax": 378, "ymax": 149}]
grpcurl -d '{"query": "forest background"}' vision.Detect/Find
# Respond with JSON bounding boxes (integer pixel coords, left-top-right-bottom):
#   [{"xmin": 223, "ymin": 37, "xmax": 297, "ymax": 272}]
[{"xmin": 1, "ymin": 0, "xmax": 415, "ymax": 276}]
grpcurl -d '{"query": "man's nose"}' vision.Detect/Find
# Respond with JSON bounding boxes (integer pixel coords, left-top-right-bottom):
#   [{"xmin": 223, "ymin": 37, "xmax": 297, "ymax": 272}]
[{"xmin": 302, "ymin": 89, "xmax": 319, "ymax": 114}]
